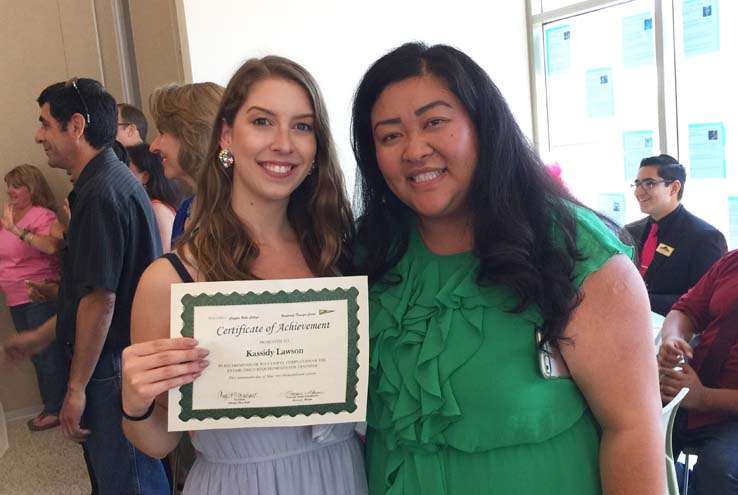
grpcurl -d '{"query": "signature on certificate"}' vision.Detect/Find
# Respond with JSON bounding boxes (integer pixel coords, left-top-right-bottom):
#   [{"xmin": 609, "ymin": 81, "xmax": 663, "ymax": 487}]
[
  {"xmin": 217, "ymin": 391, "xmax": 258, "ymax": 401},
  {"xmin": 282, "ymin": 390, "xmax": 325, "ymax": 402}
]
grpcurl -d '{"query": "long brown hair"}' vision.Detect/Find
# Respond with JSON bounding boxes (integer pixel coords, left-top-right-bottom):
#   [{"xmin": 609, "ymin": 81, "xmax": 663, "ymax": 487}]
[
  {"xmin": 149, "ymin": 82, "xmax": 224, "ymax": 180},
  {"xmin": 4, "ymin": 164, "xmax": 57, "ymax": 212},
  {"xmin": 179, "ymin": 56, "xmax": 353, "ymax": 281}
]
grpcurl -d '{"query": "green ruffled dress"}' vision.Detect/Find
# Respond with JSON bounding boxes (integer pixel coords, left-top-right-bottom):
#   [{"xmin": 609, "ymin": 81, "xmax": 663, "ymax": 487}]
[{"xmin": 366, "ymin": 207, "xmax": 632, "ymax": 494}]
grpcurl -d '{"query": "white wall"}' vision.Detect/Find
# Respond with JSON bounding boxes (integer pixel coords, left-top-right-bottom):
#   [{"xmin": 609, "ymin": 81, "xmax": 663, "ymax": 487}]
[{"xmin": 181, "ymin": 0, "xmax": 532, "ymax": 194}]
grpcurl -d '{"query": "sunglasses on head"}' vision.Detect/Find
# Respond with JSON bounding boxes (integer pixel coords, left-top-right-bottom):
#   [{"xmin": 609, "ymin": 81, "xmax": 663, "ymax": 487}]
[{"xmin": 65, "ymin": 77, "xmax": 92, "ymax": 126}]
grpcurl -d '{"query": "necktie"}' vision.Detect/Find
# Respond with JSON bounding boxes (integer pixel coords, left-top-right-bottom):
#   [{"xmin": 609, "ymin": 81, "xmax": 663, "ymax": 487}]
[{"xmin": 639, "ymin": 223, "xmax": 659, "ymax": 277}]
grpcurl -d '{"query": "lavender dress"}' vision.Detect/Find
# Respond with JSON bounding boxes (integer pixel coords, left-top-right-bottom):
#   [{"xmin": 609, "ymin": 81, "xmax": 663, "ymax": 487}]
[
  {"xmin": 161, "ymin": 253, "xmax": 367, "ymax": 494},
  {"xmin": 183, "ymin": 424, "xmax": 366, "ymax": 494}
]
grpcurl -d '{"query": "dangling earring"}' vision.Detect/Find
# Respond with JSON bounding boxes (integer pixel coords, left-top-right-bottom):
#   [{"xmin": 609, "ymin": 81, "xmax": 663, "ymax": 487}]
[
  {"xmin": 218, "ymin": 148, "xmax": 234, "ymax": 168},
  {"xmin": 307, "ymin": 160, "xmax": 316, "ymax": 175}
]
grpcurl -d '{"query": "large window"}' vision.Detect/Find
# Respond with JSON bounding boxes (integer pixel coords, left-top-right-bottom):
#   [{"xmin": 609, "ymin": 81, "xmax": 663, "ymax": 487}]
[
  {"xmin": 530, "ymin": 0, "xmax": 735, "ymax": 245},
  {"xmin": 673, "ymin": 0, "xmax": 737, "ymax": 245}
]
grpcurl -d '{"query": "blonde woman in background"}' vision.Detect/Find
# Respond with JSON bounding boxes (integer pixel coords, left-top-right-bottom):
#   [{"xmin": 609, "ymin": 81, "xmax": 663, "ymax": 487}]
[{"xmin": 149, "ymin": 82, "xmax": 223, "ymax": 248}]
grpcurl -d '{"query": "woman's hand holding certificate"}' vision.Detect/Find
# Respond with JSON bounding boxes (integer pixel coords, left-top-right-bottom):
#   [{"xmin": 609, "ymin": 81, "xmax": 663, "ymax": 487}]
[{"xmin": 121, "ymin": 338, "xmax": 209, "ymax": 419}]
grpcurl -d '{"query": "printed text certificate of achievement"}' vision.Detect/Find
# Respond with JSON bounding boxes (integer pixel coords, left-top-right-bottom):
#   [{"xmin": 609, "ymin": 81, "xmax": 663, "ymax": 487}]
[{"xmin": 168, "ymin": 276, "xmax": 368, "ymax": 431}]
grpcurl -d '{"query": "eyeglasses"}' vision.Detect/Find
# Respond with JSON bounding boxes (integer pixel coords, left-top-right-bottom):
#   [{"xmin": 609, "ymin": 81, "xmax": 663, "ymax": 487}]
[
  {"xmin": 65, "ymin": 78, "xmax": 92, "ymax": 126},
  {"xmin": 630, "ymin": 179, "xmax": 672, "ymax": 190}
]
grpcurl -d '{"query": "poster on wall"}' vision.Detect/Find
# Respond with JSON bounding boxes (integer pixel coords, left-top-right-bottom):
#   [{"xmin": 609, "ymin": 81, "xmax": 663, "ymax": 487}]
[
  {"xmin": 688, "ymin": 122, "xmax": 726, "ymax": 178},
  {"xmin": 683, "ymin": 0, "xmax": 720, "ymax": 56},
  {"xmin": 622, "ymin": 12, "xmax": 655, "ymax": 67},
  {"xmin": 728, "ymin": 197, "xmax": 738, "ymax": 249},
  {"xmin": 546, "ymin": 25, "xmax": 571, "ymax": 75},
  {"xmin": 598, "ymin": 193, "xmax": 626, "ymax": 226},
  {"xmin": 586, "ymin": 68, "xmax": 614, "ymax": 118},
  {"xmin": 623, "ymin": 130, "xmax": 654, "ymax": 181}
]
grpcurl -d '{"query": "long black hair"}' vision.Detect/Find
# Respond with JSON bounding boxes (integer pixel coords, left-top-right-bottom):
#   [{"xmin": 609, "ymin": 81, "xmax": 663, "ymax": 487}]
[
  {"xmin": 126, "ymin": 143, "xmax": 182, "ymax": 210},
  {"xmin": 352, "ymin": 42, "xmax": 595, "ymax": 348}
]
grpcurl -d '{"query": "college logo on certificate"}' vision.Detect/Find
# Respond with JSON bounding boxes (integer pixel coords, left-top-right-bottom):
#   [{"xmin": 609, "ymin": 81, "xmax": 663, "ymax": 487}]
[{"xmin": 167, "ymin": 276, "xmax": 369, "ymax": 431}]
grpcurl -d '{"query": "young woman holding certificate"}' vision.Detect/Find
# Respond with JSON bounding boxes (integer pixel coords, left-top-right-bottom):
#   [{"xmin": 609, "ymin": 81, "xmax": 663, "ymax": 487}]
[
  {"xmin": 351, "ymin": 43, "xmax": 664, "ymax": 494},
  {"xmin": 121, "ymin": 57, "xmax": 366, "ymax": 494}
]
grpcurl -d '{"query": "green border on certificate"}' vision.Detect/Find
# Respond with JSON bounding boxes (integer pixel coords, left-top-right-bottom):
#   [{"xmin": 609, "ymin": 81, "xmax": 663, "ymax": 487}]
[{"xmin": 176, "ymin": 287, "xmax": 360, "ymax": 421}]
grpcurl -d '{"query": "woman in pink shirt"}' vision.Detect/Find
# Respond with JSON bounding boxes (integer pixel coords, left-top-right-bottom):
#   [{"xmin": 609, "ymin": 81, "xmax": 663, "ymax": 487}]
[{"xmin": 0, "ymin": 164, "xmax": 67, "ymax": 431}]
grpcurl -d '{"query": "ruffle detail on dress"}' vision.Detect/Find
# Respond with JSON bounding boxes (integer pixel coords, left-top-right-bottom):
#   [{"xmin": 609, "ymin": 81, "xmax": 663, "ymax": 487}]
[
  {"xmin": 367, "ymin": 205, "xmax": 631, "ymax": 494},
  {"xmin": 367, "ymin": 235, "xmax": 543, "ymax": 493},
  {"xmin": 370, "ymin": 255, "xmax": 470, "ymax": 448}
]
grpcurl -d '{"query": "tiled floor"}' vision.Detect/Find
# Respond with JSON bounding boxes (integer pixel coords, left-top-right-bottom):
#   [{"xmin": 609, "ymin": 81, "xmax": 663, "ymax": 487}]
[{"xmin": 0, "ymin": 417, "xmax": 90, "ymax": 495}]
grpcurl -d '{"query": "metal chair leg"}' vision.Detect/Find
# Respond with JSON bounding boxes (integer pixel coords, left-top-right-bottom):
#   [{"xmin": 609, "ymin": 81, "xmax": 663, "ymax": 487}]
[
  {"xmin": 682, "ymin": 452, "xmax": 690, "ymax": 495},
  {"xmin": 682, "ymin": 447, "xmax": 698, "ymax": 495}
]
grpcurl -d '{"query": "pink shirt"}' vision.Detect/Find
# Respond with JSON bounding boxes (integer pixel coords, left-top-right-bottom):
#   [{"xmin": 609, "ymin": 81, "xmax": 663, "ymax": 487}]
[{"xmin": 0, "ymin": 206, "xmax": 60, "ymax": 306}]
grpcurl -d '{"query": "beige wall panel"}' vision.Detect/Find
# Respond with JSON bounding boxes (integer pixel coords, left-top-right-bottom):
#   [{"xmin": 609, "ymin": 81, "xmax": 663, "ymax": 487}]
[
  {"xmin": 58, "ymin": 0, "xmax": 104, "ymax": 79},
  {"xmin": 94, "ymin": 0, "xmax": 125, "ymax": 100},
  {"xmin": 174, "ymin": 0, "xmax": 192, "ymax": 83},
  {"xmin": 0, "ymin": 0, "xmax": 109, "ymax": 204},
  {"xmin": 129, "ymin": 0, "xmax": 186, "ymax": 120},
  {"xmin": 0, "ymin": 0, "xmax": 70, "ymax": 199}
]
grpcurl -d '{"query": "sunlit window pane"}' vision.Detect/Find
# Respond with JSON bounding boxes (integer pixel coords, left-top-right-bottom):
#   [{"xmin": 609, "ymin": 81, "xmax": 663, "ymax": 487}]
[
  {"xmin": 674, "ymin": 0, "xmax": 736, "ymax": 246},
  {"xmin": 543, "ymin": 0, "xmax": 657, "ymax": 226}
]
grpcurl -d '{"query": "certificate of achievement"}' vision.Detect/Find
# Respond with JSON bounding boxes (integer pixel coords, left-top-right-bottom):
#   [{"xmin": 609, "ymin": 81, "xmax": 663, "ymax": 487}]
[{"xmin": 167, "ymin": 276, "xmax": 368, "ymax": 431}]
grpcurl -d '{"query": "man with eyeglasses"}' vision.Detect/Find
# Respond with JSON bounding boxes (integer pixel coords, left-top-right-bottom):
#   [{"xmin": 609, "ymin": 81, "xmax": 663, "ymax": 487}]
[
  {"xmin": 3, "ymin": 78, "xmax": 168, "ymax": 494},
  {"xmin": 116, "ymin": 103, "xmax": 148, "ymax": 146},
  {"xmin": 625, "ymin": 154, "xmax": 726, "ymax": 316}
]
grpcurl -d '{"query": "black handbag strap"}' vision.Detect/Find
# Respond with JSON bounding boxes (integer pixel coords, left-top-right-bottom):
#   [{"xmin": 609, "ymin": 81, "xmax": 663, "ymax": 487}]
[{"xmin": 698, "ymin": 302, "xmax": 738, "ymax": 388}]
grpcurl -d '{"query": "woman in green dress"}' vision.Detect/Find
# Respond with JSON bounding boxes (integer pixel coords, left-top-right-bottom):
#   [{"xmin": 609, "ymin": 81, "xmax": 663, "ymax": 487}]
[{"xmin": 351, "ymin": 42, "xmax": 664, "ymax": 494}]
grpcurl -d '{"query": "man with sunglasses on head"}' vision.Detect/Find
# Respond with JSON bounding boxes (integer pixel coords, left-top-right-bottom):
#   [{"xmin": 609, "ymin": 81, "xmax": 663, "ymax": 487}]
[
  {"xmin": 625, "ymin": 154, "xmax": 726, "ymax": 316},
  {"xmin": 3, "ymin": 78, "xmax": 168, "ymax": 494}
]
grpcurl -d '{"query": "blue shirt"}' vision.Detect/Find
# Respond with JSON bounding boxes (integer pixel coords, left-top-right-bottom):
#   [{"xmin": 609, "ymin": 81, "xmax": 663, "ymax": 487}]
[
  {"xmin": 171, "ymin": 195, "xmax": 194, "ymax": 249},
  {"xmin": 57, "ymin": 148, "xmax": 161, "ymax": 348}
]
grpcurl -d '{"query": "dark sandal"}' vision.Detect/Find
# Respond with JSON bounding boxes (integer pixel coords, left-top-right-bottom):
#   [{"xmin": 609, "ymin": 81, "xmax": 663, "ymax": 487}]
[{"xmin": 27, "ymin": 413, "xmax": 61, "ymax": 432}]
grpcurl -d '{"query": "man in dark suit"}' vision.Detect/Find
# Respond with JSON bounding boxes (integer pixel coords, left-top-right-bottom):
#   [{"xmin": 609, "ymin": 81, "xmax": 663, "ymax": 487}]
[{"xmin": 625, "ymin": 154, "xmax": 726, "ymax": 315}]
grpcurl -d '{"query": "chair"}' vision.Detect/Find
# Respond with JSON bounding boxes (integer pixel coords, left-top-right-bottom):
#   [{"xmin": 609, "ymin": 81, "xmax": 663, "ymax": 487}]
[
  {"xmin": 652, "ymin": 312, "xmax": 665, "ymax": 348},
  {"xmin": 654, "ymin": 328, "xmax": 663, "ymax": 348},
  {"xmin": 681, "ymin": 445, "xmax": 698, "ymax": 495},
  {"xmin": 661, "ymin": 387, "xmax": 689, "ymax": 495}
]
